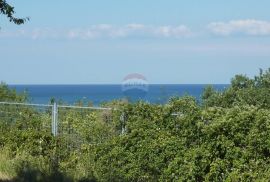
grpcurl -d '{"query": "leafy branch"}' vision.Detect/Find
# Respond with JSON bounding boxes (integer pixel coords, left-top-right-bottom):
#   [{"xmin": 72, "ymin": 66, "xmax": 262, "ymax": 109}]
[{"xmin": 0, "ymin": 0, "xmax": 29, "ymax": 26}]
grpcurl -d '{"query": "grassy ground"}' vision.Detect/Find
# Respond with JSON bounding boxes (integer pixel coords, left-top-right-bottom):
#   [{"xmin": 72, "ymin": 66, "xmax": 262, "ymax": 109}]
[
  {"xmin": 0, "ymin": 173, "xmax": 12, "ymax": 182},
  {"xmin": 0, "ymin": 150, "xmax": 15, "ymax": 181}
]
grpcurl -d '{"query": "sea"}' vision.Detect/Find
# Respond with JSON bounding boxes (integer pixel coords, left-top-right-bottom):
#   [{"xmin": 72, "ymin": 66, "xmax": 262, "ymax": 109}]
[{"xmin": 9, "ymin": 84, "xmax": 229, "ymax": 106}]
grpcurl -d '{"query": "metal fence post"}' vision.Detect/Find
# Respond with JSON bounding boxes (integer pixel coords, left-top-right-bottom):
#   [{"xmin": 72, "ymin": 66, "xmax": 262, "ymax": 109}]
[
  {"xmin": 120, "ymin": 112, "xmax": 126, "ymax": 134},
  {"xmin": 52, "ymin": 102, "xmax": 58, "ymax": 136}
]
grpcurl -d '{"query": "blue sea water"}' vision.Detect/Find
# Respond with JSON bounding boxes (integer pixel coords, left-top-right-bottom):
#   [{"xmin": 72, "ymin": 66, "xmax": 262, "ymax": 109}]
[{"xmin": 9, "ymin": 84, "xmax": 229, "ymax": 106}]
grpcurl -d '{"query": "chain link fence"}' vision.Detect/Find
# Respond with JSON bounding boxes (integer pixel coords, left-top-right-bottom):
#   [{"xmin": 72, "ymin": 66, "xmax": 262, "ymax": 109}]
[
  {"xmin": 0, "ymin": 102, "xmax": 52, "ymax": 134},
  {"xmin": 0, "ymin": 101, "xmax": 179, "ymax": 152},
  {"xmin": 57, "ymin": 105, "xmax": 114, "ymax": 150},
  {"xmin": 0, "ymin": 102, "xmax": 117, "ymax": 151}
]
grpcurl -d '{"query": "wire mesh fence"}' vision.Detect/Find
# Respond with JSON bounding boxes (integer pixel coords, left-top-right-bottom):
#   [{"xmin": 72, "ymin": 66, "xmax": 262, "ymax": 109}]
[
  {"xmin": 57, "ymin": 105, "xmax": 114, "ymax": 150},
  {"xmin": 0, "ymin": 101, "xmax": 116, "ymax": 151},
  {"xmin": 0, "ymin": 101, "xmax": 180, "ymax": 152},
  {"xmin": 0, "ymin": 102, "xmax": 52, "ymax": 134}
]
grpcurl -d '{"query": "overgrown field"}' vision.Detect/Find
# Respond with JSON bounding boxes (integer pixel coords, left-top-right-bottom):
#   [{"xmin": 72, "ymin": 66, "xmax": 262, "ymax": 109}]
[{"xmin": 1, "ymin": 69, "xmax": 270, "ymax": 181}]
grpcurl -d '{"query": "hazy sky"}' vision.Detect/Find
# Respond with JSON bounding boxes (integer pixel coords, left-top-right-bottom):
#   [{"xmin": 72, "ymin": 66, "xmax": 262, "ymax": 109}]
[{"xmin": 0, "ymin": 0, "xmax": 270, "ymax": 84}]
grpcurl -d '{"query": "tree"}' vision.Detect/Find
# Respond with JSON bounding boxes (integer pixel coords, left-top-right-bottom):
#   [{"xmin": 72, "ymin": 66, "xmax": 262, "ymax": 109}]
[
  {"xmin": 0, "ymin": 0, "xmax": 28, "ymax": 26},
  {"xmin": 231, "ymin": 74, "xmax": 254, "ymax": 89}
]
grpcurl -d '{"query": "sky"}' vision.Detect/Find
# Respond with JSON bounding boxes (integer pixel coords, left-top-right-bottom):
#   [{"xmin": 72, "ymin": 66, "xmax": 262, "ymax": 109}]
[{"xmin": 0, "ymin": 0, "xmax": 270, "ymax": 84}]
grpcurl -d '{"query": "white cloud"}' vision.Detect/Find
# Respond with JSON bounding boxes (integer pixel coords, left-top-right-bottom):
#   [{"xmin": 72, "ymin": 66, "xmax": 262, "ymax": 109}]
[
  {"xmin": 0, "ymin": 24, "xmax": 192, "ymax": 40},
  {"xmin": 208, "ymin": 19, "xmax": 270, "ymax": 36},
  {"xmin": 3, "ymin": 20, "xmax": 270, "ymax": 40},
  {"xmin": 126, "ymin": 24, "xmax": 145, "ymax": 30},
  {"xmin": 155, "ymin": 25, "xmax": 191, "ymax": 37},
  {"xmin": 66, "ymin": 24, "xmax": 192, "ymax": 39}
]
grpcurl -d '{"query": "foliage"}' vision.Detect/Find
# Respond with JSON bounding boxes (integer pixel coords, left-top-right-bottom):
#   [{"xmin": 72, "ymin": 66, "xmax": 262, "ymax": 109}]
[
  {"xmin": 1, "ymin": 69, "xmax": 270, "ymax": 181},
  {"xmin": 0, "ymin": 0, "xmax": 28, "ymax": 27},
  {"xmin": 202, "ymin": 68, "xmax": 270, "ymax": 109},
  {"xmin": 0, "ymin": 83, "xmax": 27, "ymax": 102}
]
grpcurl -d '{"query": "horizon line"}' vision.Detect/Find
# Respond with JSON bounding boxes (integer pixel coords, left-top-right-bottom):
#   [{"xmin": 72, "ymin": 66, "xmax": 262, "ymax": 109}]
[{"xmin": 7, "ymin": 83, "xmax": 231, "ymax": 86}]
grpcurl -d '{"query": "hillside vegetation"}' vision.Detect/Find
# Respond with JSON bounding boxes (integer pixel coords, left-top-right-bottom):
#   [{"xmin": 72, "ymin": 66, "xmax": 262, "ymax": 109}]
[{"xmin": 1, "ymin": 69, "xmax": 270, "ymax": 181}]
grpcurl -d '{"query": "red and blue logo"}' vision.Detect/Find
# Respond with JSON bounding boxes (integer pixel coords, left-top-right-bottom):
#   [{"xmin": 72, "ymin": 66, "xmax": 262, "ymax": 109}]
[{"xmin": 121, "ymin": 73, "xmax": 149, "ymax": 101}]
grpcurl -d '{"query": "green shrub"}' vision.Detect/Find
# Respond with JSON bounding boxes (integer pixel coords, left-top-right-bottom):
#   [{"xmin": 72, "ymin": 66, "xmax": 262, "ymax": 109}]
[{"xmin": 1, "ymin": 69, "xmax": 270, "ymax": 181}]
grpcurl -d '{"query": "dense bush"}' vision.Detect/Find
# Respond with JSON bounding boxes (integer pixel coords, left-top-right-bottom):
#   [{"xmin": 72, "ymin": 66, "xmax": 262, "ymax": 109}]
[{"xmin": 1, "ymin": 69, "xmax": 270, "ymax": 181}]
